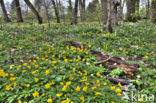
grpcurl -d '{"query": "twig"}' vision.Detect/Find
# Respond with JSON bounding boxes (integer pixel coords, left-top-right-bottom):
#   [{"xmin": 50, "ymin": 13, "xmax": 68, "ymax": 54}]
[{"xmin": 95, "ymin": 56, "xmax": 113, "ymax": 65}]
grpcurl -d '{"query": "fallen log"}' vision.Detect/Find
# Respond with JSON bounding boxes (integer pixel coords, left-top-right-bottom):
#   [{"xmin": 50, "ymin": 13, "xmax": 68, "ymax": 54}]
[
  {"xmin": 64, "ymin": 41, "xmax": 139, "ymax": 77},
  {"xmin": 104, "ymin": 76, "xmax": 130, "ymax": 85}
]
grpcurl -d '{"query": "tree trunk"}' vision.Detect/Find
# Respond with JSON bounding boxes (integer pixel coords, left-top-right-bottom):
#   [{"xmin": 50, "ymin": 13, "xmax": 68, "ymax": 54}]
[
  {"xmin": 101, "ymin": 0, "xmax": 107, "ymax": 24},
  {"xmin": 51, "ymin": 0, "xmax": 60, "ymax": 23},
  {"xmin": 15, "ymin": 0, "xmax": 23, "ymax": 22},
  {"xmin": 106, "ymin": 0, "xmax": 119, "ymax": 33},
  {"xmin": 24, "ymin": 0, "xmax": 42, "ymax": 24},
  {"xmin": 71, "ymin": 0, "xmax": 79, "ymax": 25},
  {"xmin": 80, "ymin": 0, "xmax": 86, "ymax": 22},
  {"xmin": 117, "ymin": 0, "xmax": 125, "ymax": 21},
  {"xmin": 136, "ymin": 0, "xmax": 140, "ymax": 19},
  {"xmin": 126, "ymin": 0, "xmax": 136, "ymax": 22},
  {"xmin": 68, "ymin": 0, "xmax": 73, "ymax": 13},
  {"xmin": 0, "ymin": 0, "xmax": 11, "ymax": 22},
  {"xmin": 34, "ymin": 0, "xmax": 41, "ymax": 12},
  {"xmin": 151, "ymin": 0, "xmax": 156, "ymax": 24},
  {"xmin": 146, "ymin": 0, "xmax": 150, "ymax": 19}
]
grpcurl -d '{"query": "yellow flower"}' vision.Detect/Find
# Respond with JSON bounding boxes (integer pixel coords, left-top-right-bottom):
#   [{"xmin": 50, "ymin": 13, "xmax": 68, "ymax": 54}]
[
  {"xmin": 16, "ymin": 65, "xmax": 21, "ymax": 70},
  {"xmin": 111, "ymin": 86, "xmax": 115, "ymax": 90},
  {"xmin": 10, "ymin": 65, "xmax": 15, "ymax": 68},
  {"xmin": 104, "ymin": 82, "xmax": 107, "ymax": 86},
  {"xmin": 36, "ymin": 57, "xmax": 39, "ymax": 60},
  {"xmin": 80, "ymin": 96, "xmax": 84, "ymax": 102},
  {"xmin": 61, "ymin": 98, "xmax": 70, "ymax": 103},
  {"xmin": 139, "ymin": 98, "xmax": 143, "ymax": 102},
  {"xmin": 18, "ymin": 100, "xmax": 22, "ymax": 103},
  {"xmin": 22, "ymin": 70, "xmax": 26, "ymax": 73},
  {"xmin": 35, "ymin": 65, "xmax": 38, "ymax": 68},
  {"xmin": 33, "ymin": 91, "xmax": 39, "ymax": 98},
  {"xmin": 45, "ymin": 70, "xmax": 52, "ymax": 75},
  {"xmin": 56, "ymin": 93, "xmax": 63, "ymax": 97},
  {"xmin": 62, "ymin": 85, "xmax": 67, "ymax": 91},
  {"xmin": 69, "ymin": 76, "xmax": 74, "ymax": 80},
  {"xmin": 6, "ymin": 84, "xmax": 14, "ymax": 91},
  {"xmin": 10, "ymin": 73, "xmax": 14, "ymax": 76},
  {"xmin": 119, "ymin": 47, "xmax": 122, "ymax": 51},
  {"xmin": 118, "ymin": 82, "xmax": 122, "ymax": 87},
  {"xmin": 52, "ymin": 55, "xmax": 55, "ymax": 58},
  {"xmin": 42, "ymin": 93, "xmax": 45, "ymax": 96},
  {"xmin": 91, "ymin": 86, "xmax": 97, "ymax": 90},
  {"xmin": 14, "ymin": 82, "xmax": 17, "ymax": 86},
  {"xmin": 47, "ymin": 98, "xmax": 52, "ymax": 103},
  {"xmin": 23, "ymin": 63, "xmax": 28, "ymax": 66},
  {"xmin": 85, "ymin": 82, "xmax": 90, "ymax": 85},
  {"xmin": 52, "ymin": 61, "xmax": 57, "ymax": 64},
  {"xmin": 75, "ymin": 86, "xmax": 80, "ymax": 92},
  {"xmin": 26, "ymin": 84, "xmax": 30, "ymax": 87},
  {"xmin": 89, "ymin": 44, "xmax": 92, "ymax": 48},
  {"xmin": 42, "ymin": 57, "xmax": 45, "ymax": 61},
  {"xmin": 94, "ymin": 91, "xmax": 102, "ymax": 95},
  {"xmin": 60, "ymin": 82, "xmax": 64, "ymax": 85},
  {"xmin": 45, "ymin": 83, "xmax": 50, "ymax": 89},
  {"xmin": 83, "ymin": 86, "xmax": 87, "ymax": 92},
  {"xmin": 64, "ymin": 59, "xmax": 68, "ymax": 62},
  {"xmin": 34, "ymin": 78, "xmax": 39, "ymax": 82},
  {"xmin": 117, "ymin": 93, "xmax": 122, "ymax": 96},
  {"xmin": 115, "ymin": 88, "xmax": 122, "ymax": 93},
  {"xmin": 96, "ymin": 72, "xmax": 101, "ymax": 76},
  {"xmin": 145, "ymin": 56, "xmax": 148, "ymax": 59},
  {"xmin": 10, "ymin": 77, "xmax": 17, "ymax": 81},
  {"xmin": 80, "ymin": 76, "xmax": 87, "ymax": 82},
  {"xmin": 33, "ymin": 60, "xmax": 37, "ymax": 63},
  {"xmin": 86, "ymin": 58, "xmax": 89, "ymax": 61},
  {"xmin": 32, "ymin": 70, "xmax": 38, "ymax": 74},
  {"xmin": 51, "ymin": 81, "xmax": 55, "ymax": 85},
  {"xmin": 97, "ymin": 80, "xmax": 100, "ymax": 87},
  {"xmin": 66, "ymin": 81, "xmax": 71, "ymax": 86},
  {"xmin": 27, "ymin": 66, "xmax": 31, "ymax": 69},
  {"xmin": 85, "ymin": 51, "xmax": 88, "ymax": 55}
]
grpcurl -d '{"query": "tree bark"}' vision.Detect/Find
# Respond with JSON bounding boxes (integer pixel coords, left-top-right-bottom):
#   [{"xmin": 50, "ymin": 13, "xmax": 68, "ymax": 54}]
[
  {"xmin": 0, "ymin": 0, "xmax": 11, "ymax": 22},
  {"xmin": 71, "ymin": 0, "xmax": 79, "ymax": 25},
  {"xmin": 146, "ymin": 0, "xmax": 150, "ymax": 19},
  {"xmin": 68, "ymin": 0, "xmax": 73, "ymax": 13},
  {"xmin": 34, "ymin": 0, "xmax": 41, "ymax": 12},
  {"xmin": 24, "ymin": 0, "xmax": 42, "ymax": 24},
  {"xmin": 151, "ymin": 0, "xmax": 156, "ymax": 24},
  {"xmin": 126, "ymin": 0, "xmax": 136, "ymax": 22},
  {"xmin": 106, "ymin": 0, "xmax": 119, "ymax": 33},
  {"xmin": 79, "ymin": 0, "xmax": 86, "ymax": 22},
  {"xmin": 101, "ymin": 0, "xmax": 107, "ymax": 24},
  {"xmin": 15, "ymin": 0, "xmax": 23, "ymax": 22},
  {"xmin": 51, "ymin": 0, "xmax": 60, "ymax": 23}
]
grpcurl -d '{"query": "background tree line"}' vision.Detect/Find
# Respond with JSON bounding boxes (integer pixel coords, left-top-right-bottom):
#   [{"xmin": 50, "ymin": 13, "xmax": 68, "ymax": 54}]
[{"xmin": 0, "ymin": 0, "xmax": 156, "ymax": 33}]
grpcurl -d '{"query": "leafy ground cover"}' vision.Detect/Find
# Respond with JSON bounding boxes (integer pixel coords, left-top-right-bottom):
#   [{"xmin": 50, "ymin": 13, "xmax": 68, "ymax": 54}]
[{"xmin": 0, "ymin": 21, "xmax": 156, "ymax": 103}]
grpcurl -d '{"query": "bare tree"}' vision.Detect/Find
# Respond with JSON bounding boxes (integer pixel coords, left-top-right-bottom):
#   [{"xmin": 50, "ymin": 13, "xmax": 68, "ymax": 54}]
[
  {"xmin": 67, "ymin": 0, "xmax": 73, "ymax": 20},
  {"xmin": 79, "ymin": 0, "xmax": 86, "ymax": 22},
  {"xmin": 0, "ymin": 0, "xmax": 11, "ymax": 22},
  {"xmin": 15, "ymin": 0, "xmax": 23, "ymax": 22},
  {"xmin": 51, "ymin": 0, "xmax": 60, "ymax": 23},
  {"xmin": 126, "ymin": 0, "xmax": 136, "ymax": 22},
  {"xmin": 151, "ymin": 0, "xmax": 156, "ymax": 24},
  {"xmin": 101, "ymin": 0, "xmax": 107, "ymax": 24},
  {"xmin": 24, "ymin": 0, "xmax": 42, "ymax": 24},
  {"xmin": 42, "ymin": 0, "xmax": 52, "ymax": 26},
  {"xmin": 34, "ymin": 0, "xmax": 42, "ymax": 12},
  {"xmin": 71, "ymin": 0, "xmax": 79, "ymax": 25},
  {"xmin": 106, "ymin": 0, "xmax": 120, "ymax": 33}
]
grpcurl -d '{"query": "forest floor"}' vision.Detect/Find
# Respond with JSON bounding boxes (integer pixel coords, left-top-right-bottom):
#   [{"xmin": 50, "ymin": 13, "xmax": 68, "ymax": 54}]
[{"xmin": 0, "ymin": 21, "xmax": 156, "ymax": 103}]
